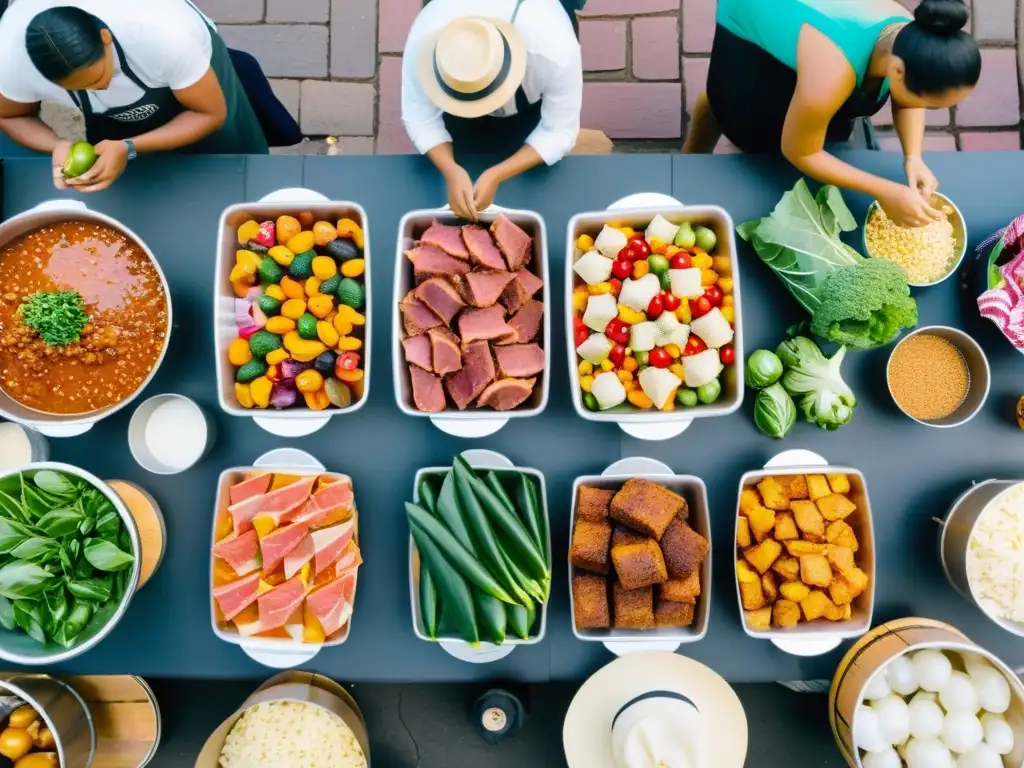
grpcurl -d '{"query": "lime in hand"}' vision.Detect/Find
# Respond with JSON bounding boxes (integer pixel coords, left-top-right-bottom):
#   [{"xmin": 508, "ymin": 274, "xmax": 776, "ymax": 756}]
[{"xmin": 62, "ymin": 141, "xmax": 97, "ymax": 179}]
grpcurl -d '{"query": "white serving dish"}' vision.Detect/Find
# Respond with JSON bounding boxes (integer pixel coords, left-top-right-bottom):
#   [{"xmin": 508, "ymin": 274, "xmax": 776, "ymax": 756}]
[
  {"xmin": 0, "ymin": 199, "xmax": 173, "ymax": 438},
  {"xmin": 409, "ymin": 449, "xmax": 550, "ymax": 663},
  {"xmin": 209, "ymin": 448, "xmax": 359, "ymax": 669},
  {"xmin": 566, "ymin": 195, "xmax": 744, "ymax": 442},
  {"xmin": 214, "ymin": 189, "xmax": 371, "ymax": 438},
  {"xmin": 392, "ymin": 206, "xmax": 551, "ymax": 439},
  {"xmin": 568, "ymin": 457, "xmax": 711, "ymax": 655},
  {"xmin": 735, "ymin": 450, "xmax": 876, "ymax": 657}
]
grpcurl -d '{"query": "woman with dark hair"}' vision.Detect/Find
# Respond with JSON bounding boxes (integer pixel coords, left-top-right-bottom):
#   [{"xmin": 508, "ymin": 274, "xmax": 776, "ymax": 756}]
[
  {"xmin": 683, "ymin": 0, "xmax": 982, "ymax": 227},
  {"xmin": 0, "ymin": 0, "xmax": 289, "ymax": 191}
]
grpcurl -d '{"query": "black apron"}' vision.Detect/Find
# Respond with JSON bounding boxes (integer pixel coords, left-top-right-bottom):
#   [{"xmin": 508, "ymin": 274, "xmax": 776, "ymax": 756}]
[
  {"xmin": 706, "ymin": 25, "xmax": 889, "ymax": 154},
  {"xmin": 438, "ymin": 0, "xmax": 579, "ymax": 157},
  {"xmin": 67, "ymin": 12, "xmax": 267, "ymax": 153}
]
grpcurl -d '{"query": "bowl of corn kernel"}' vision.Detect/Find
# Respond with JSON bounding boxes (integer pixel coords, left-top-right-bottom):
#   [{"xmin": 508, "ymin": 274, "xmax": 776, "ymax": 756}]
[{"xmin": 863, "ymin": 192, "xmax": 967, "ymax": 288}]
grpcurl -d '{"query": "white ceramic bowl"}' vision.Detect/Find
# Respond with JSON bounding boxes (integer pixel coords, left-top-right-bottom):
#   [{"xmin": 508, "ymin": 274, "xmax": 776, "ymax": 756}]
[
  {"xmin": 128, "ymin": 394, "xmax": 214, "ymax": 475},
  {"xmin": 565, "ymin": 203, "xmax": 744, "ymax": 441},
  {"xmin": 392, "ymin": 206, "xmax": 551, "ymax": 439},
  {"xmin": 568, "ymin": 458, "xmax": 711, "ymax": 655},
  {"xmin": 214, "ymin": 190, "xmax": 371, "ymax": 438}
]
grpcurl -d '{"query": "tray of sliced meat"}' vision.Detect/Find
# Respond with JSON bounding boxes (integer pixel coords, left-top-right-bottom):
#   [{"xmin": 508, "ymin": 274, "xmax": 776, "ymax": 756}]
[
  {"xmin": 393, "ymin": 206, "xmax": 550, "ymax": 437},
  {"xmin": 209, "ymin": 448, "xmax": 363, "ymax": 669}
]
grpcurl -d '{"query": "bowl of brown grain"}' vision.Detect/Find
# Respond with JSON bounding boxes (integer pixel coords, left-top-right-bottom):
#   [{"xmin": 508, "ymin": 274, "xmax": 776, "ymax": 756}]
[{"xmin": 886, "ymin": 325, "xmax": 990, "ymax": 428}]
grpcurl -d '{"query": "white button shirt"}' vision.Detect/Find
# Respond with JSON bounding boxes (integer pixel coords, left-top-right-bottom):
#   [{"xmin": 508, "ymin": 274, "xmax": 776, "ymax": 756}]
[{"xmin": 401, "ymin": 0, "xmax": 583, "ymax": 165}]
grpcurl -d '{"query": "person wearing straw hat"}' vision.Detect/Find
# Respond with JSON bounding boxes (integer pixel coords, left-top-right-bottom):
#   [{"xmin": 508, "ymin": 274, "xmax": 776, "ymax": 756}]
[{"xmin": 402, "ymin": 0, "xmax": 605, "ymax": 221}]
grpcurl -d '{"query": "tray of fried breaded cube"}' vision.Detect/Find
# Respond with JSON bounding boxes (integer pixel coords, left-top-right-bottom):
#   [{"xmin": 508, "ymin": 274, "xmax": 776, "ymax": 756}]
[
  {"xmin": 568, "ymin": 472, "xmax": 711, "ymax": 642},
  {"xmin": 734, "ymin": 466, "xmax": 875, "ymax": 640}
]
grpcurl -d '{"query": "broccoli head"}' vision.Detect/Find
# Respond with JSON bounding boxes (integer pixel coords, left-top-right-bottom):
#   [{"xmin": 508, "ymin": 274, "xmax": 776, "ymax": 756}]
[{"xmin": 809, "ymin": 259, "xmax": 918, "ymax": 350}]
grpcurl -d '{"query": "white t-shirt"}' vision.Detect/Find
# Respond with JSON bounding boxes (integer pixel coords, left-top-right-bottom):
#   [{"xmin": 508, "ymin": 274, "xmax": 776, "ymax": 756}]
[
  {"xmin": 401, "ymin": 0, "xmax": 582, "ymax": 166},
  {"xmin": 0, "ymin": 0, "xmax": 214, "ymax": 114}
]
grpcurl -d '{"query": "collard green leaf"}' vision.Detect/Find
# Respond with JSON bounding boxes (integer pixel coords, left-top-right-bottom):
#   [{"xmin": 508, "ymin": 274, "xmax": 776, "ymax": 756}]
[
  {"xmin": 32, "ymin": 470, "xmax": 75, "ymax": 496},
  {"xmin": 0, "ymin": 596, "xmax": 16, "ymax": 631},
  {"xmin": 67, "ymin": 577, "xmax": 111, "ymax": 602},
  {"xmin": 83, "ymin": 539, "xmax": 134, "ymax": 572},
  {"xmin": 737, "ymin": 179, "xmax": 861, "ymax": 316},
  {"xmin": 37, "ymin": 508, "xmax": 83, "ymax": 538},
  {"xmin": 12, "ymin": 601, "xmax": 47, "ymax": 644},
  {"xmin": 0, "ymin": 561, "xmax": 54, "ymax": 600},
  {"xmin": 10, "ymin": 537, "xmax": 59, "ymax": 564}
]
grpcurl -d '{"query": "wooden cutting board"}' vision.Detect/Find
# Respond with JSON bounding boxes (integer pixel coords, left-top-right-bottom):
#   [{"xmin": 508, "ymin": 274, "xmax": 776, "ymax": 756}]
[{"xmin": 64, "ymin": 676, "xmax": 160, "ymax": 768}]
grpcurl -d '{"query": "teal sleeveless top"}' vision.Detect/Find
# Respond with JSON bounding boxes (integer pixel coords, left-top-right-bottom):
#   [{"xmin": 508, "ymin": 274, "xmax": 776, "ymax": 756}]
[{"xmin": 716, "ymin": 0, "xmax": 910, "ymax": 86}]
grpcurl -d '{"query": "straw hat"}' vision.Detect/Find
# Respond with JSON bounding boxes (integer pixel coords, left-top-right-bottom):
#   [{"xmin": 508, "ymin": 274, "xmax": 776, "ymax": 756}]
[
  {"xmin": 418, "ymin": 17, "xmax": 527, "ymax": 119},
  {"xmin": 563, "ymin": 652, "xmax": 748, "ymax": 768}
]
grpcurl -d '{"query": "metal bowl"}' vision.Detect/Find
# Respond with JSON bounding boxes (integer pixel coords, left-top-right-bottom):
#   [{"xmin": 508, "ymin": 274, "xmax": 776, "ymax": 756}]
[
  {"xmin": 863, "ymin": 192, "xmax": 968, "ymax": 288},
  {"xmin": 940, "ymin": 480, "xmax": 1024, "ymax": 638},
  {"xmin": 0, "ymin": 200, "xmax": 173, "ymax": 439},
  {"xmin": 0, "ymin": 463, "xmax": 142, "ymax": 665},
  {"xmin": 0, "ymin": 673, "xmax": 96, "ymax": 768},
  {"xmin": 886, "ymin": 325, "xmax": 990, "ymax": 428}
]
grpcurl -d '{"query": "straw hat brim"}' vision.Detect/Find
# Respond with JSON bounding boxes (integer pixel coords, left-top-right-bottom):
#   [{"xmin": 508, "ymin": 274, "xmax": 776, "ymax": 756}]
[
  {"xmin": 418, "ymin": 18, "xmax": 527, "ymax": 119},
  {"xmin": 562, "ymin": 652, "xmax": 748, "ymax": 768}
]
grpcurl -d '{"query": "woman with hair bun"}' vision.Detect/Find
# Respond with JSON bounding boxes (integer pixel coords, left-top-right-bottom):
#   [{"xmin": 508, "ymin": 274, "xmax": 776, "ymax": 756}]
[{"xmin": 683, "ymin": 0, "xmax": 981, "ymax": 227}]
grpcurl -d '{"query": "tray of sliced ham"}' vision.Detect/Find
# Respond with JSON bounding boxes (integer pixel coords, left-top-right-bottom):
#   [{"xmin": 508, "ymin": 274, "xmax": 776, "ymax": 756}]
[
  {"xmin": 393, "ymin": 206, "xmax": 550, "ymax": 438},
  {"xmin": 210, "ymin": 448, "xmax": 363, "ymax": 669}
]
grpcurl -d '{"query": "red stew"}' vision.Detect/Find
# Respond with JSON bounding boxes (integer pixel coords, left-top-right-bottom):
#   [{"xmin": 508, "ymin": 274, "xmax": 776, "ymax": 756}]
[{"xmin": 0, "ymin": 220, "xmax": 168, "ymax": 415}]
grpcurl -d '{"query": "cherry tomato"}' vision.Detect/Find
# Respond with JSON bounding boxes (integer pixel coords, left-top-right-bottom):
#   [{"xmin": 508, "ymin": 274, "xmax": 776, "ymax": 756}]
[
  {"xmin": 690, "ymin": 296, "xmax": 712, "ymax": 318},
  {"xmin": 683, "ymin": 336, "xmax": 707, "ymax": 356},
  {"xmin": 647, "ymin": 295, "xmax": 664, "ymax": 319},
  {"xmin": 703, "ymin": 285, "xmax": 724, "ymax": 308},
  {"xmin": 629, "ymin": 232, "xmax": 646, "ymax": 242},
  {"xmin": 608, "ymin": 344, "xmax": 626, "ymax": 367},
  {"xmin": 669, "ymin": 252, "xmax": 692, "ymax": 270},
  {"xmin": 605, "ymin": 318, "xmax": 631, "ymax": 344},
  {"xmin": 608, "ymin": 278, "xmax": 623, "ymax": 296},
  {"xmin": 628, "ymin": 239, "xmax": 651, "ymax": 260},
  {"xmin": 611, "ymin": 258, "xmax": 632, "ymax": 280},
  {"xmin": 575, "ymin": 326, "xmax": 590, "ymax": 347},
  {"xmin": 648, "ymin": 347, "xmax": 672, "ymax": 369},
  {"xmin": 617, "ymin": 245, "xmax": 633, "ymax": 261},
  {"xmin": 574, "ymin": 315, "xmax": 587, "ymax": 332},
  {"xmin": 661, "ymin": 291, "xmax": 681, "ymax": 312},
  {"xmin": 720, "ymin": 344, "xmax": 736, "ymax": 365}
]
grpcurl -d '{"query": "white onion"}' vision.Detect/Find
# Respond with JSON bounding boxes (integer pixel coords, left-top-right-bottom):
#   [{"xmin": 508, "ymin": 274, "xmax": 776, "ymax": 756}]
[
  {"xmin": 969, "ymin": 666, "xmax": 1010, "ymax": 715},
  {"xmin": 941, "ymin": 713, "xmax": 983, "ymax": 754},
  {"xmin": 914, "ymin": 650, "xmax": 953, "ymax": 693},
  {"xmin": 863, "ymin": 670, "xmax": 892, "ymax": 701},
  {"xmin": 887, "ymin": 655, "xmax": 920, "ymax": 696},
  {"xmin": 940, "ymin": 672, "xmax": 980, "ymax": 715},
  {"xmin": 594, "ymin": 226, "xmax": 627, "ymax": 259},
  {"xmin": 956, "ymin": 742, "xmax": 1003, "ymax": 768},
  {"xmin": 874, "ymin": 695, "xmax": 910, "ymax": 746},
  {"xmin": 905, "ymin": 737, "xmax": 954, "ymax": 768},
  {"xmin": 908, "ymin": 692, "xmax": 945, "ymax": 740},
  {"xmin": 980, "ymin": 713, "xmax": 1014, "ymax": 755},
  {"xmin": 862, "ymin": 747, "xmax": 901, "ymax": 768}
]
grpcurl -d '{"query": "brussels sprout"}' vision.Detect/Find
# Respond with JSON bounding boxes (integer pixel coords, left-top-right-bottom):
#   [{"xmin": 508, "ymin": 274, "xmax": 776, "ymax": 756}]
[
  {"xmin": 694, "ymin": 225, "xmax": 717, "ymax": 253},
  {"xmin": 696, "ymin": 379, "xmax": 721, "ymax": 404},
  {"xmin": 745, "ymin": 349, "xmax": 784, "ymax": 389},
  {"xmin": 754, "ymin": 383, "xmax": 796, "ymax": 439}
]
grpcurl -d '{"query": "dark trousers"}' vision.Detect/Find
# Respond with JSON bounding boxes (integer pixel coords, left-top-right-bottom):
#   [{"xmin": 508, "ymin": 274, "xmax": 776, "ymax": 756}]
[{"xmin": 227, "ymin": 49, "xmax": 304, "ymax": 147}]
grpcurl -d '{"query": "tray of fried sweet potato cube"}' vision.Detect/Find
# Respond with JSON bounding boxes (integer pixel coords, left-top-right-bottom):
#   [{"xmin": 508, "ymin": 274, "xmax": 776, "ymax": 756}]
[
  {"xmin": 734, "ymin": 467, "xmax": 875, "ymax": 641},
  {"xmin": 569, "ymin": 469, "xmax": 711, "ymax": 644}
]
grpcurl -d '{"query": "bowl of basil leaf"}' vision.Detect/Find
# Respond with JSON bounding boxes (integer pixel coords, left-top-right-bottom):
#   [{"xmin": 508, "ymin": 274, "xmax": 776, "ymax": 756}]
[{"xmin": 0, "ymin": 463, "xmax": 140, "ymax": 664}]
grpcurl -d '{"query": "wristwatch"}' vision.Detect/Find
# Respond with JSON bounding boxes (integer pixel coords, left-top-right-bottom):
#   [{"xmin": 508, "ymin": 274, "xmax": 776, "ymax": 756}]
[{"xmin": 123, "ymin": 139, "xmax": 137, "ymax": 161}]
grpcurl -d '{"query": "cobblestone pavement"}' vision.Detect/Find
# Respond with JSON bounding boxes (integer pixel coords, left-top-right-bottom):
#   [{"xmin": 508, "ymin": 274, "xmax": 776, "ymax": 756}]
[{"xmin": 48, "ymin": 0, "xmax": 1024, "ymax": 154}]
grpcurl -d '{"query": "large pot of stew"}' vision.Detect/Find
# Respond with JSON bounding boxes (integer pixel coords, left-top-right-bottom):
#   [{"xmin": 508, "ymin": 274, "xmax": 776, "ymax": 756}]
[{"xmin": 0, "ymin": 199, "xmax": 172, "ymax": 437}]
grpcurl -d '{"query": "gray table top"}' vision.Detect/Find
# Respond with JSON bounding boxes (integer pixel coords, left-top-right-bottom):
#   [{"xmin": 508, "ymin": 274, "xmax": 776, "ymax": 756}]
[{"xmin": 1, "ymin": 151, "xmax": 1021, "ymax": 684}]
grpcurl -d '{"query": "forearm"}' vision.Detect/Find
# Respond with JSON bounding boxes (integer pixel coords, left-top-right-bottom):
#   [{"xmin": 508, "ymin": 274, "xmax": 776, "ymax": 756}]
[
  {"xmin": 129, "ymin": 110, "xmax": 223, "ymax": 153},
  {"xmin": 426, "ymin": 143, "xmax": 461, "ymax": 176},
  {"xmin": 787, "ymin": 148, "xmax": 897, "ymax": 198},
  {"xmin": 0, "ymin": 116, "xmax": 61, "ymax": 153},
  {"xmin": 486, "ymin": 146, "xmax": 544, "ymax": 183},
  {"xmin": 893, "ymin": 104, "xmax": 925, "ymax": 158}
]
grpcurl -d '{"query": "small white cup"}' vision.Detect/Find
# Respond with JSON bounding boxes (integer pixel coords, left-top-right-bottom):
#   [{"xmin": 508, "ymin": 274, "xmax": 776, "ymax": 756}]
[{"xmin": 128, "ymin": 394, "xmax": 214, "ymax": 475}]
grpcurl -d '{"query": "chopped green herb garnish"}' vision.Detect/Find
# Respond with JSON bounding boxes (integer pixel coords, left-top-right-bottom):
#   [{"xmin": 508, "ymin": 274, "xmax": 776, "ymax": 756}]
[{"xmin": 19, "ymin": 290, "xmax": 89, "ymax": 346}]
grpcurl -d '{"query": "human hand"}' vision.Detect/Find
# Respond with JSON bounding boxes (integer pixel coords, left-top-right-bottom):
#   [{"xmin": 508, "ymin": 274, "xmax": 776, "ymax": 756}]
[
  {"xmin": 877, "ymin": 183, "xmax": 944, "ymax": 228},
  {"xmin": 904, "ymin": 155, "xmax": 939, "ymax": 200},
  {"xmin": 473, "ymin": 168, "xmax": 500, "ymax": 212},
  {"xmin": 51, "ymin": 141, "xmax": 71, "ymax": 190},
  {"xmin": 66, "ymin": 140, "xmax": 129, "ymax": 193},
  {"xmin": 444, "ymin": 164, "xmax": 477, "ymax": 221}
]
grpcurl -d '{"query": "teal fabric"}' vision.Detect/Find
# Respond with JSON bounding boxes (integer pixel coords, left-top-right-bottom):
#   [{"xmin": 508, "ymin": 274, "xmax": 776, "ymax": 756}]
[{"xmin": 716, "ymin": 0, "xmax": 908, "ymax": 86}]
